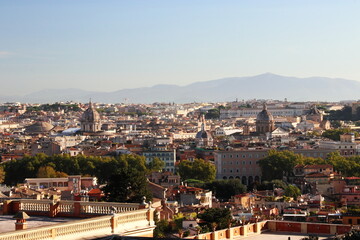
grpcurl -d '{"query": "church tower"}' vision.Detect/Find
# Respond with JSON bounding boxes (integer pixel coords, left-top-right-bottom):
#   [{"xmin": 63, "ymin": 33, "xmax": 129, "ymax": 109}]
[
  {"xmin": 80, "ymin": 100, "xmax": 101, "ymax": 133},
  {"xmin": 195, "ymin": 114, "xmax": 213, "ymax": 148},
  {"xmin": 256, "ymin": 103, "xmax": 275, "ymax": 134}
]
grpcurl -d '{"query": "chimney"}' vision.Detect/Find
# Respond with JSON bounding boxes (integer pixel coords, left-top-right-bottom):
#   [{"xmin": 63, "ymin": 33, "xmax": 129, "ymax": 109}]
[{"xmin": 13, "ymin": 211, "xmax": 30, "ymax": 230}]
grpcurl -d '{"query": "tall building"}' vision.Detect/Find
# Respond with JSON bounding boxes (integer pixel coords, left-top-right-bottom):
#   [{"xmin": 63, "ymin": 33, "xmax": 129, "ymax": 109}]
[
  {"xmin": 256, "ymin": 104, "xmax": 275, "ymax": 134},
  {"xmin": 80, "ymin": 101, "xmax": 101, "ymax": 133},
  {"xmin": 195, "ymin": 115, "xmax": 213, "ymax": 148}
]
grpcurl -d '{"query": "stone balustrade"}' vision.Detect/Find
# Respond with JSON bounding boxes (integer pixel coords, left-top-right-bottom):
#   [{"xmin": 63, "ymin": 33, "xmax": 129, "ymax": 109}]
[
  {"xmin": 20, "ymin": 200, "xmax": 52, "ymax": 213},
  {"xmin": 0, "ymin": 209, "xmax": 153, "ymax": 240},
  {"xmin": 2, "ymin": 199, "xmax": 140, "ymax": 218},
  {"xmin": 80, "ymin": 201, "xmax": 139, "ymax": 215}
]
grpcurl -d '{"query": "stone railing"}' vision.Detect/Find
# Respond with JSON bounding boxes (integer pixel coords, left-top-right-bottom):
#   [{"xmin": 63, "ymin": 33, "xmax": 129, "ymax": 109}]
[
  {"xmin": 116, "ymin": 208, "xmax": 149, "ymax": 224},
  {"xmin": 57, "ymin": 202, "xmax": 74, "ymax": 214},
  {"xmin": 0, "ymin": 208, "xmax": 153, "ymax": 240},
  {"xmin": 79, "ymin": 201, "xmax": 139, "ymax": 215},
  {"xmin": 19, "ymin": 200, "xmax": 51, "ymax": 213},
  {"xmin": 2, "ymin": 199, "xmax": 141, "ymax": 218}
]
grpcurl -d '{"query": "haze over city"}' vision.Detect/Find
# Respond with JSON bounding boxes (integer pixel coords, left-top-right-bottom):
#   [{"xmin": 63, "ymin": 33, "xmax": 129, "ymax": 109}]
[
  {"xmin": 3, "ymin": 2, "xmax": 360, "ymax": 240},
  {"xmin": 1, "ymin": 1, "xmax": 360, "ymax": 98}
]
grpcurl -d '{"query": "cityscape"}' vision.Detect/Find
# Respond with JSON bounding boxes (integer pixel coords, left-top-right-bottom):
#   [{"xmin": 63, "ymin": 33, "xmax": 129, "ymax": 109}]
[{"xmin": 2, "ymin": 1, "xmax": 360, "ymax": 240}]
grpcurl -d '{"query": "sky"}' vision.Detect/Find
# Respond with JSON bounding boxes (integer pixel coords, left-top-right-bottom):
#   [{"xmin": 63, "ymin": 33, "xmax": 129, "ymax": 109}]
[{"xmin": 1, "ymin": 0, "xmax": 360, "ymax": 96}]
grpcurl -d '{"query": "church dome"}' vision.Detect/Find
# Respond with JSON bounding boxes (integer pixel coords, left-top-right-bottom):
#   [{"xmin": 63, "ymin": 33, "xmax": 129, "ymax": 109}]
[
  {"xmin": 81, "ymin": 103, "xmax": 100, "ymax": 122},
  {"xmin": 196, "ymin": 130, "xmax": 210, "ymax": 139},
  {"xmin": 256, "ymin": 104, "xmax": 274, "ymax": 121},
  {"xmin": 308, "ymin": 105, "xmax": 321, "ymax": 115},
  {"xmin": 25, "ymin": 121, "xmax": 54, "ymax": 133}
]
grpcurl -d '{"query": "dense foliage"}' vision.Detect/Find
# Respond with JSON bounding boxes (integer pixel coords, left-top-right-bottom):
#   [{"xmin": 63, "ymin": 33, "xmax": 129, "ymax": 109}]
[
  {"xmin": 26, "ymin": 103, "xmax": 81, "ymax": 112},
  {"xmin": 146, "ymin": 157, "xmax": 165, "ymax": 172},
  {"xmin": 153, "ymin": 220, "xmax": 171, "ymax": 238},
  {"xmin": 322, "ymin": 128, "xmax": 357, "ymax": 141},
  {"xmin": 204, "ymin": 179, "xmax": 246, "ymax": 201},
  {"xmin": 177, "ymin": 159, "xmax": 216, "ymax": 182},
  {"xmin": 284, "ymin": 185, "xmax": 301, "ymax": 199},
  {"xmin": 198, "ymin": 208, "xmax": 232, "ymax": 231},
  {"xmin": 257, "ymin": 179, "xmax": 288, "ymax": 190},
  {"xmin": 205, "ymin": 109, "xmax": 220, "ymax": 119},
  {"xmin": 102, "ymin": 154, "xmax": 152, "ymax": 202},
  {"xmin": 258, "ymin": 150, "xmax": 320, "ymax": 181},
  {"xmin": 2, "ymin": 153, "xmax": 154, "ymax": 202},
  {"xmin": 0, "ymin": 166, "xmax": 4, "ymax": 184},
  {"xmin": 258, "ymin": 150, "xmax": 360, "ymax": 182},
  {"xmin": 333, "ymin": 230, "xmax": 360, "ymax": 240}
]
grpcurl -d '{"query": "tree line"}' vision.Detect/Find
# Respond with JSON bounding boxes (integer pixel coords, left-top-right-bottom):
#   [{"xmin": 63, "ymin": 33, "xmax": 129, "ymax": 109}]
[
  {"xmin": 1, "ymin": 153, "xmax": 165, "ymax": 202},
  {"xmin": 258, "ymin": 150, "xmax": 360, "ymax": 182}
]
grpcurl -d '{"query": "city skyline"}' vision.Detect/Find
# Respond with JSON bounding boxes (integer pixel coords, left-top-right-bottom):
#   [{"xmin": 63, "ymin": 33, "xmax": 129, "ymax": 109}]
[{"xmin": 1, "ymin": 1, "xmax": 360, "ymax": 96}]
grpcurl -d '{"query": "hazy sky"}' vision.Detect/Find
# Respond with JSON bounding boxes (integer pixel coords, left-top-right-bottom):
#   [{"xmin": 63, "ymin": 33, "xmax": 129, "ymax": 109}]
[{"xmin": 1, "ymin": 1, "xmax": 360, "ymax": 95}]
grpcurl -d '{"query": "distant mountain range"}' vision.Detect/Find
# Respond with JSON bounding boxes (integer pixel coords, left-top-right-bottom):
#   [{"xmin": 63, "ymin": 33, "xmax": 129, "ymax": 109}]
[{"xmin": 2, "ymin": 73, "xmax": 360, "ymax": 103}]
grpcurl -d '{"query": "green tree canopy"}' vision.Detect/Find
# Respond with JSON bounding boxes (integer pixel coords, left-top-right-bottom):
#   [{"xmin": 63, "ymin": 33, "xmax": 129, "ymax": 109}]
[
  {"xmin": 284, "ymin": 185, "xmax": 301, "ymax": 199},
  {"xmin": 146, "ymin": 157, "xmax": 165, "ymax": 172},
  {"xmin": 178, "ymin": 159, "xmax": 216, "ymax": 182},
  {"xmin": 0, "ymin": 166, "xmax": 5, "ymax": 183},
  {"xmin": 322, "ymin": 128, "xmax": 356, "ymax": 141},
  {"xmin": 257, "ymin": 179, "xmax": 288, "ymax": 190},
  {"xmin": 102, "ymin": 154, "xmax": 152, "ymax": 203},
  {"xmin": 258, "ymin": 150, "xmax": 325, "ymax": 182},
  {"xmin": 258, "ymin": 150, "xmax": 303, "ymax": 182},
  {"xmin": 37, "ymin": 166, "xmax": 68, "ymax": 178},
  {"xmin": 204, "ymin": 179, "xmax": 246, "ymax": 201},
  {"xmin": 198, "ymin": 208, "xmax": 232, "ymax": 231}
]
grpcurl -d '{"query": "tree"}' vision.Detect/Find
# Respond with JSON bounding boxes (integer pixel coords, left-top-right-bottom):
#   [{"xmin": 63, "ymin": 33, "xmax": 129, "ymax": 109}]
[
  {"xmin": 198, "ymin": 208, "xmax": 232, "ymax": 231},
  {"xmin": 258, "ymin": 150, "xmax": 302, "ymax": 182},
  {"xmin": 326, "ymin": 106, "xmax": 352, "ymax": 121},
  {"xmin": 37, "ymin": 166, "xmax": 68, "ymax": 178},
  {"xmin": 0, "ymin": 166, "xmax": 5, "ymax": 183},
  {"xmin": 178, "ymin": 159, "xmax": 216, "ymax": 182},
  {"xmin": 204, "ymin": 179, "xmax": 246, "ymax": 201},
  {"xmin": 257, "ymin": 179, "xmax": 288, "ymax": 190},
  {"xmin": 146, "ymin": 157, "xmax": 165, "ymax": 172},
  {"xmin": 205, "ymin": 109, "xmax": 220, "ymax": 119},
  {"xmin": 326, "ymin": 152, "xmax": 360, "ymax": 177},
  {"xmin": 284, "ymin": 185, "xmax": 301, "ymax": 199},
  {"xmin": 153, "ymin": 219, "xmax": 171, "ymax": 238},
  {"xmin": 322, "ymin": 128, "xmax": 355, "ymax": 141},
  {"xmin": 103, "ymin": 154, "xmax": 152, "ymax": 203}
]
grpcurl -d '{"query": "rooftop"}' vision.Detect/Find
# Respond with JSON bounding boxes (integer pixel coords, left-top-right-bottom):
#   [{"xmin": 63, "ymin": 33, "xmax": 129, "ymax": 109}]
[{"xmin": 0, "ymin": 215, "xmax": 73, "ymax": 234}]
